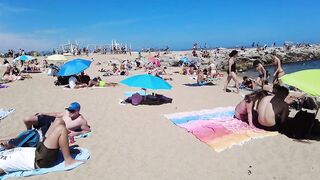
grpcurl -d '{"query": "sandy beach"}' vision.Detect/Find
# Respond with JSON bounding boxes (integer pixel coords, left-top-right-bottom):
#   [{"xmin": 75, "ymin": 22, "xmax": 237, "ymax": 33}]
[{"xmin": 1, "ymin": 52, "xmax": 320, "ymax": 180}]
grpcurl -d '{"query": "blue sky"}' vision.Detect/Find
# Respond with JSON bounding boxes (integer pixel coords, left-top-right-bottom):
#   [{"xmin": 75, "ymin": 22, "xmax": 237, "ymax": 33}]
[{"xmin": 0, "ymin": 0, "xmax": 319, "ymax": 51}]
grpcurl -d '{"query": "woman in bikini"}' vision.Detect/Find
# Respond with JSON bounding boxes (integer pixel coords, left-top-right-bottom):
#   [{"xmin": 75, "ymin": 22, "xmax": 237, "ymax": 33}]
[
  {"xmin": 224, "ymin": 50, "xmax": 239, "ymax": 93},
  {"xmin": 271, "ymin": 52, "xmax": 285, "ymax": 84},
  {"xmin": 234, "ymin": 90, "xmax": 269, "ymax": 128}
]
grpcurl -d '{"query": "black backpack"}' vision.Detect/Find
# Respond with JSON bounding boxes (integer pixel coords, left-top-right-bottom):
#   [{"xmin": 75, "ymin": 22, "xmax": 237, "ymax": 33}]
[{"xmin": 282, "ymin": 110, "xmax": 316, "ymax": 139}]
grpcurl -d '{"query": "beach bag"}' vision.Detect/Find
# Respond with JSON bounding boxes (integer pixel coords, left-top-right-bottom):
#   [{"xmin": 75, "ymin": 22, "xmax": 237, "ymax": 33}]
[
  {"xmin": 282, "ymin": 110, "xmax": 316, "ymax": 139},
  {"xmin": 8, "ymin": 129, "xmax": 40, "ymax": 147}
]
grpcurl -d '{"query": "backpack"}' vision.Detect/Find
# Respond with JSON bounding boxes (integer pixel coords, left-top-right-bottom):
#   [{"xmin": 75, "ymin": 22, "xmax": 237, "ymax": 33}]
[
  {"xmin": 282, "ymin": 110, "xmax": 316, "ymax": 139},
  {"xmin": 8, "ymin": 129, "xmax": 40, "ymax": 147}
]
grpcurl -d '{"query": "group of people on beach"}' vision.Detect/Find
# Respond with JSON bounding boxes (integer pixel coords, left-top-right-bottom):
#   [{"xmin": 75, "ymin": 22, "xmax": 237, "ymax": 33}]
[
  {"xmin": 224, "ymin": 50, "xmax": 285, "ymax": 93},
  {"xmin": 220, "ymin": 49, "xmax": 320, "ymax": 138},
  {"xmin": 234, "ymin": 84, "xmax": 320, "ymax": 138},
  {"xmin": 0, "ymin": 102, "xmax": 91, "ymax": 175},
  {"xmin": 1, "ymin": 58, "xmax": 45, "ymax": 83}
]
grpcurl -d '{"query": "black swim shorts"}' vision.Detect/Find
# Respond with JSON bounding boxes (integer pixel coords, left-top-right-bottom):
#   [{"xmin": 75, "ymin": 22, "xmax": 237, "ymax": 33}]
[{"xmin": 33, "ymin": 115, "xmax": 56, "ymax": 135}]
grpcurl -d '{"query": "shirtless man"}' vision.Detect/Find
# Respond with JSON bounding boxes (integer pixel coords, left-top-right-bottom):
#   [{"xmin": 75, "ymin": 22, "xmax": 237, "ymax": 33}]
[
  {"xmin": 23, "ymin": 102, "xmax": 91, "ymax": 138},
  {"xmin": 271, "ymin": 53, "xmax": 285, "ymax": 84},
  {"xmin": 253, "ymin": 60, "xmax": 267, "ymax": 88},
  {"xmin": 0, "ymin": 120, "xmax": 81, "ymax": 175},
  {"xmin": 235, "ymin": 90, "xmax": 268, "ymax": 127},
  {"xmin": 256, "ymin": 86, "xmax": 289, "ymax": 131}
]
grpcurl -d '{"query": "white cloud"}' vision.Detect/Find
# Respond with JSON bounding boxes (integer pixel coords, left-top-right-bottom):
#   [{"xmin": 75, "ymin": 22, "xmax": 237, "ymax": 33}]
[
  {"xmin": 0, "ymin": 3, "xmax": 32, "ymax": 14},
  {"xmin": 0, "ymin": 32, "xmax": 54, "ymax": 51}
]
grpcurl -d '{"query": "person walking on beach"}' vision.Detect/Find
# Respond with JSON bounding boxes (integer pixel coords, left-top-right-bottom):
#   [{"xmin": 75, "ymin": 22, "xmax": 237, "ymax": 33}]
[
  {"xmin": 253, "ymin": 60, "xmax": 268, "ymax": 88},
  {"xmin": 224, "ymin": 50, "xmax": 239, "ymax": 93},
  {"xmin": 271, "ymin": 52, "xmax": 285, "ymax": 84}
]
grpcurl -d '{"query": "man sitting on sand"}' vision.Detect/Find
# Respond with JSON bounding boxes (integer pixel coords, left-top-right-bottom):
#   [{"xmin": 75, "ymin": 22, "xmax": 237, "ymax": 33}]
[
  {"xmin": 256, "ymin": 86, "xmax": 289, "ymax": 131},
  {"xmin": 78, "ymin": 72, "xmax": 91, "ymax": 85},
  {"xmin": 235, "ymin": 90, "xmax": 269, "ymax": 128},
  {"xmin": 0, "ymin": 120, "xmax": 82, "ymax": 175},
  {"xmin": 23, "ymin": 102, "xmax": 91, "ymax": 138}
]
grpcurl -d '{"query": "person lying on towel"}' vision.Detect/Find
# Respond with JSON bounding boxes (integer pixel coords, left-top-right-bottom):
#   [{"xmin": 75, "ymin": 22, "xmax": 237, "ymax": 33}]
[
  {"xmin": 0, "ymin": 120, "xmax": 83, "ymax": 175},
  {"xmin": 23, "ymin": 102, "xmax": 91, "ymax": 138}
]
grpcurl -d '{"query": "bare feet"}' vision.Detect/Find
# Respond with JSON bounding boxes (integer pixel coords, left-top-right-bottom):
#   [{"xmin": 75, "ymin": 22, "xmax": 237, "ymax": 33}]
[{"xmin": 64, "ymin": 158, "xmax": 83, "ymax": 167}]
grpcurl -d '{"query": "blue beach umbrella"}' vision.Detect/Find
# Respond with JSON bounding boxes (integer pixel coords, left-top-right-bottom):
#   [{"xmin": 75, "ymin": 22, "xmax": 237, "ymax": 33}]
[
  {"xmin": 180, "ymin": 57, "xmax": 190, "ymax": 64},
  {"xmin": 14, "ymin": 55, "xmax": 35, "ymax": 61},
  {"xmin": 120, "ymin": 74, "xmax": 172, "ymax": 90},
  {"xmin": 58, "ymin": 58, "xmax": 92, "ymax": 76}
]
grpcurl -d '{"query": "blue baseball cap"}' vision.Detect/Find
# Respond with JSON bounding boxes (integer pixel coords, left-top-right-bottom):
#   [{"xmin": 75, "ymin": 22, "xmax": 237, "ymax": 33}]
[{"xmin": 66, "ymin": 102, "xmax": 81, "ymax": 111}]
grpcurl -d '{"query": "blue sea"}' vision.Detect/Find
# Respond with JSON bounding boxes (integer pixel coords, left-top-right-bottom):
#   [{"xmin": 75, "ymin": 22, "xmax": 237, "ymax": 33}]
[{"xmin": 243, "ymin": 59, "xmax": 320, "ymax": 78}]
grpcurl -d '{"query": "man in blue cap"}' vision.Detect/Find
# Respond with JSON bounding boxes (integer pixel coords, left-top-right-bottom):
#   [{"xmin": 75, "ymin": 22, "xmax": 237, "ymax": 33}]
[{"xmin": 22, "ymin": 102, "xmax": 91, "ymax": 139}]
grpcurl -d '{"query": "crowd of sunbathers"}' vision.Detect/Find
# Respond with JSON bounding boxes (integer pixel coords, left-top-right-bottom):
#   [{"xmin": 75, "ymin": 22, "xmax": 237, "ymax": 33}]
[
  {"xmin": 54, "ymin": 71, "xmax": 116, "ymax": 89},
  {"xmin": 0, "ymin": 102, "xmax": 91, "ymax": 175},
  {"xmin": 1, "ymin": 58, "xmax": 45, "ymax": 83}
]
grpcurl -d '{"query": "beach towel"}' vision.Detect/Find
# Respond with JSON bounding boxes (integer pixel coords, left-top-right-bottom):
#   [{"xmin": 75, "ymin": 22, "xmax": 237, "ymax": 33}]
[
  {"xmin": 184, "ymin": 82, "xmax": 216, "ymax": 87},
  {"xmin": 165, "ymin": 107, "xmax": 278, "ymax": 152},
  {"xmin": 0, "ymin": 85, "xmax": 8, "ymax": 88},
  {"xmin": 0, "ymin": 147, "xmax": 90, "ymax": 180},
  {"xmin": 0, "ymin": 109, "xmax": 15, "ymax": 120},
  {"xmin": 74, "ymin": 132, "xmax": 91, "ymax": 141},
  {"xmin": 0, "ymin": 80, "xmax": 10, "ymax": 84}
]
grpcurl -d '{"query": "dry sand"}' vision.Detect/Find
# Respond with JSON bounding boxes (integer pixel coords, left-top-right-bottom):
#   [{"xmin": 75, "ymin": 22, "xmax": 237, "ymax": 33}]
[{"xmin": 1, "ymin": 53, "xmax": 320, "ymax": 180}]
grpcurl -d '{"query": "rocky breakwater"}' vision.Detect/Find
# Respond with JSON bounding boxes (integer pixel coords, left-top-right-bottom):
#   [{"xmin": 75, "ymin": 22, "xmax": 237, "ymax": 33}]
[
  {"xmin": 225, "ymin": 45, "xmax": 320, "ymax": 71},
  {"xmin": 158, "ymin": 44, "xmax": 320, "ymax": 71}
]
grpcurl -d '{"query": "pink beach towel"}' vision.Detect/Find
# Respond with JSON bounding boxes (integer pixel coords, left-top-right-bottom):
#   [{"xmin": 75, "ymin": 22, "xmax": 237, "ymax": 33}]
[{"xmin": 165, "ymin": 107, "xmax": 278, "ymax": 152}]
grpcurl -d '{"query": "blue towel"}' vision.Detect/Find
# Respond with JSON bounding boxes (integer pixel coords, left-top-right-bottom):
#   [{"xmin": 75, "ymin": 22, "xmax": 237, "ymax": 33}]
[
  {"xmin": 0, "ymin": 147, "xmax": 90, "ymax": 180},
  {"xmin": 74, "ymin": 132, "xmax": 92, "ymax": 140},
  {"xmin": 184, "ymin": 82, "xmax": 215, "ymax": 87},
  {"xmin": 0, "ymin": 109, "xmax": 15, "ymax": 120}
]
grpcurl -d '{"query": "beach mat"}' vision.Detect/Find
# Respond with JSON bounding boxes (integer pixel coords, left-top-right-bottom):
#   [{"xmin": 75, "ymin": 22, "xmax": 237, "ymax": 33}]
[
  {"xmin": 0, "ymin": 147, "xmax": 90, "ymax": 180},
  {"xmin": 165, "ymin": 107, "xmax": 278, "ymax": 152},
  {"xmin": 0, "ymin": 85, "xmax": 9, "ymax": 89},
  {"xmin": 0, "ymin": 109, "xmax": 15, "ymax": 120},
  {"xmin": 184, "ymin": 82, "xmax": 216, "ymax": 87}
]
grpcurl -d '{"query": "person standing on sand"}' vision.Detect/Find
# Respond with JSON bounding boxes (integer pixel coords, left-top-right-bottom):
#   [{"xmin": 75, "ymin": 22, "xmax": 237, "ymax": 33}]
[
  {"xmin": 253, "ymin": 60, "xmax": 268, "ymax": 88},
  {"xmin": 224, "ymin": 50, "xmax": 239, "ymax": 93},
  {"xmin": 271, "ymin": 52, "xmax": 285, "ymax": 84}
]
